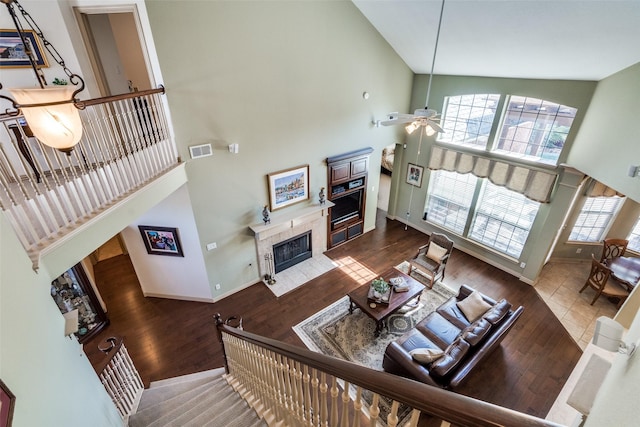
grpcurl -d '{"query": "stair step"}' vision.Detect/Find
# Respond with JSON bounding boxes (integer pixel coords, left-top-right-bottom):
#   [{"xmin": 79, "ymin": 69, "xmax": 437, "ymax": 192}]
[
  {"xmin": 129, "ymin": 372, "xmax": 266, "ymax": 427},
  {"xmin": 130, "ymin": 378, "xmax": 224, "ymax": 427},
  {"xmin": 137, "ymin": 372, "xmax": 221, "ymax": 412}
]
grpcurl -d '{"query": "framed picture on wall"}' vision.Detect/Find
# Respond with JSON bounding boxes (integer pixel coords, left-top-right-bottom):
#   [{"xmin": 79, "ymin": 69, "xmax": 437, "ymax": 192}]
[
  {"xmin": 267, "ymin": 164, "xmax": 310, "ymax": 211},
  {"xmin": 0, "ymin": 29, "xmax": 49, "ymax": 68},
  {"xmin": 1, "ymin": 379, "xmax": 15, "ymax": 427},
  {"xmin": 138, "ymin": 225, "xmax": 184, "ymax": 257},
  {"xmin": 406, "ymin": 163, "xmax": 424, "ymax": 187}
]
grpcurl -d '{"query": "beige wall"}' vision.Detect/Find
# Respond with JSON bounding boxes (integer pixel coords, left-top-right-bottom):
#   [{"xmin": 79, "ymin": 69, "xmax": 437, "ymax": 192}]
[
  {"xmin": 144, "ymin": 0, "xmax": 413, "ymax": 297},
  {"xmin": 568, "ymin": 62, "xmax": 640, "ymax": 203}
]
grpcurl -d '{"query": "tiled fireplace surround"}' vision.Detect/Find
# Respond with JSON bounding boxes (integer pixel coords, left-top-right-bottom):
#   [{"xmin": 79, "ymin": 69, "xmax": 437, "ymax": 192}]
[{"xmin": 250, "ymin": 202, "xmax": 334, "ymax": 284}]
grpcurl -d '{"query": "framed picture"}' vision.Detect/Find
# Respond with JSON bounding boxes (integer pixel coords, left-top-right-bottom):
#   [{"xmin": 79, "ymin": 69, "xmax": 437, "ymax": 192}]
[
  {"xmin": 138, "ymin": 225, "xmax": 184, "ymax": 257},
  {"xmin": 406, "ymin": 163, "xmax": 424, "ymax": 187},
  {"xmin": 0, "ymin": 379, "xmax": 15, "ymax": 427},
  {"xmin": 267, "ymin": 164, "xmax": 310, "ymax": 211},
  {"xmin": 0, "ymin": 29, "xmax": 49, "ymax": 68}
]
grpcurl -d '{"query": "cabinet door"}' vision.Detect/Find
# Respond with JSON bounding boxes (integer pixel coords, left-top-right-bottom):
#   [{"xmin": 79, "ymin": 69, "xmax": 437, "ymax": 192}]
[
  {"xmin": 331, "ymin": 162, "xmax": 351, "ymax": 184},
  {"xmin": 351, "ymin": 157, "xmax": 368, "ymax": 177}
]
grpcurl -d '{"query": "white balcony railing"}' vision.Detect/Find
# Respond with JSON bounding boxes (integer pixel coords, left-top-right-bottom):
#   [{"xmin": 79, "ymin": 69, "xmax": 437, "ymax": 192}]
[{"xmin": 0, "ymin": 87, "xmax": 179, "ymax": 265}]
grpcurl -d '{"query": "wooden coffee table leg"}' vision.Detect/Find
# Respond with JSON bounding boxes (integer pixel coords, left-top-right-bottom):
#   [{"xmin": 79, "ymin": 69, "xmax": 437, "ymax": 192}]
[{"xmin": 375, "ymin": 320, "xmax": 383, "ymax": 337}]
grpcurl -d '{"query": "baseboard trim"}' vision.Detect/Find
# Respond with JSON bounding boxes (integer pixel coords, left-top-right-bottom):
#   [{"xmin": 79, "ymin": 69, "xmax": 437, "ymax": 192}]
[
  {"xmin": 142, "ymin": 292, "xmax": 214, "ymax": 303},
  {"xmin": 211, "ymin": 279, "xmax": 257, "ymax": 303}
]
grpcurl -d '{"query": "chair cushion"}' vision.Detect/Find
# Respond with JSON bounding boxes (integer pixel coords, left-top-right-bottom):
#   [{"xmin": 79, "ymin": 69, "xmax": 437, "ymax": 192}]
[
  {"xmin": 461, "ymin": 318, "xmax": 492, "ymax": 346},
  {"xmin": 483, "ymin": 299, "xmax": 511, "ymax": 325},
  {"xmin": 426, "ymin": 242, "xmax": 448, "ymax": 262},
  {"xmin": 410, "ymin": 348, "xmax": 444, "ymax": 364},
  {"xmin": 412, "ymin": 255, "xmax": 439, "ymax": 272},
  {"xmin": 457, "ymin": 291, "xmax": 493, "ymax": 322},
  {"xmin": 430, "ymin": 337, "xmax": 471, "ymax": 378}
]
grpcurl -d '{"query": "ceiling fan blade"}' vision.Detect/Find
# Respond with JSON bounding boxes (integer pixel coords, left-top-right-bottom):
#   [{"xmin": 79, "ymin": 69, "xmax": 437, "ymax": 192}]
[
  {"xmin": 379, "ymin": 112, "xmax": 416, "ymax": 126},
  {"xmin": 427, "ymin": 120, "xmax": 445, "ymax": 133}
]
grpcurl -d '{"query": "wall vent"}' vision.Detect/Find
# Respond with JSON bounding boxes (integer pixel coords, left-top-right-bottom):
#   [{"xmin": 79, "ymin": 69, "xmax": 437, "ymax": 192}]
[{"xmin": 189, "ymin": 143, "xmax": 213, "ymax": 159}]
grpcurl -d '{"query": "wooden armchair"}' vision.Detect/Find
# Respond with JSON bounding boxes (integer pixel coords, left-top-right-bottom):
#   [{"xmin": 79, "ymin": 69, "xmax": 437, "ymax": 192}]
[
  {"xmin": 408, "ymin": 232, "xmax": 454, "ymax": 288},
  {"xmin": 580, "ymin": 255, "xmax": 629, "ymax": 309},
  {"xmin": 600, "ymin": 238, "xmax": 628, "ymax": 263}
]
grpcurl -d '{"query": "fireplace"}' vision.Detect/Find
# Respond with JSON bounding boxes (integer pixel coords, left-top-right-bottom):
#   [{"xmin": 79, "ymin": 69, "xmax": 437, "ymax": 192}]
[{"xmin": 273, "ymin": 231, "xmax": 312, "ymax": 273}]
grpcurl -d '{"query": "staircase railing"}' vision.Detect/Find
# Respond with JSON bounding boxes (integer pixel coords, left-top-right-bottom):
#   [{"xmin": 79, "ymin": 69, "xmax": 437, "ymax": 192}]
[
  {"xmin": 215, "ymin": 315, "xmax": 565, "ymax": 427},
  {"xmin": 94, "ymin": 336, "xmax": 144, "ymax": 419},
  {"xmin": 0, "ymin": 87, "xmax": 179, "ymax": 266}
]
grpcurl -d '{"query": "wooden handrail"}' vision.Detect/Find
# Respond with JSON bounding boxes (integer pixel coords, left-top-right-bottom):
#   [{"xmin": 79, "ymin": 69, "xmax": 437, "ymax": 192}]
[
  {"xmin": 93, "ymin": 336, "xmax": 124, "ymax": 375},
  {"xmin": 78, "ymin": 86, "xmax": 165, "ymax": 108},
  {"xmin": 217, "ymin": 321, "xmax": 564, "ymax": 427}
]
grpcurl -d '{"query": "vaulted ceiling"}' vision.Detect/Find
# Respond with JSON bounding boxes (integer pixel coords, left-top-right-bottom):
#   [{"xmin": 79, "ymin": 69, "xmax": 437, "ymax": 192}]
[{"xmin": 353, "ymin": 0, "xmax": 640, "ymax": 81}]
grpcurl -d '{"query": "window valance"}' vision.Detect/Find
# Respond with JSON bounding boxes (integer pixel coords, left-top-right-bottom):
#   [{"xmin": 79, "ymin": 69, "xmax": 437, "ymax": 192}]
[
  {"xmin": 586, "ymin": 179, "xmax": 625, "ymax": 198},
  {"xmin": 427, "ymin": 146, "xmax": 557, "ymax": 203}
]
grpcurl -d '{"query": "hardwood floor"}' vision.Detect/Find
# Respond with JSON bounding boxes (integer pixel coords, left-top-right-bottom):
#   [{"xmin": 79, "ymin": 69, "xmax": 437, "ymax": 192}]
[{"xmin": 84, "ymin": 210, "xmax": 581, "ymax": 420}]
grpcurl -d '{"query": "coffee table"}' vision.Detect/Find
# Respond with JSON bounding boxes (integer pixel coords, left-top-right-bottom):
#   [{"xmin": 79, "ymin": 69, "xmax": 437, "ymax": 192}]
[{"xmin": 347, "ymin": 267, "xmax": 426, "ymax": 337}]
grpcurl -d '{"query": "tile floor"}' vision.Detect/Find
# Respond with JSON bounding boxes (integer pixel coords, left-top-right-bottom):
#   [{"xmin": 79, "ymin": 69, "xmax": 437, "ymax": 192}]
[{"xmin": 534, "ymin": 260, "xmax": 618, "ymax": 349}]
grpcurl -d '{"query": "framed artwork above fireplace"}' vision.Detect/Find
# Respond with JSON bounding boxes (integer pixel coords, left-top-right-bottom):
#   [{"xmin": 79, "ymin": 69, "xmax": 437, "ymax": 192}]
[{"xmin": 267, "ymin": 164, "xmax": 309, "ymax": 211}]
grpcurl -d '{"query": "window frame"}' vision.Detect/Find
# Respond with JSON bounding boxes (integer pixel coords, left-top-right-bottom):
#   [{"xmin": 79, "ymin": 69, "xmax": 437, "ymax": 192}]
[
  {"xmin": 627, "ymin": 216, "xmax": 640, "ymax": 253},
  {"xmin": 568, "ymin": 196, "xmax": 624, "ymax": 243}
]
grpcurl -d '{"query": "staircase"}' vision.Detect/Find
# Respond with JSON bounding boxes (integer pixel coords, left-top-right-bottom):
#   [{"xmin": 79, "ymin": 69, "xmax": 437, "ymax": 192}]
[{"xmin": 128, "ymin": 368, "xmax": 266, "ymax": 427}]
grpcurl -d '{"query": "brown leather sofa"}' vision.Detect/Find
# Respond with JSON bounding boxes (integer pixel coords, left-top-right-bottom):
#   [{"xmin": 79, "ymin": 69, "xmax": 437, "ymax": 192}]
[{"xmin": 382, "ymin": 284, "xmax": 524, "ymax": 389}]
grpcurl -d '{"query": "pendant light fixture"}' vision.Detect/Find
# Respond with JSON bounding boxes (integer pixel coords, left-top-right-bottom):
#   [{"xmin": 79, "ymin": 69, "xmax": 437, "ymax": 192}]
[{"xmin": 0, "ymin": 0, "xmax": 87, "ymax": 153}]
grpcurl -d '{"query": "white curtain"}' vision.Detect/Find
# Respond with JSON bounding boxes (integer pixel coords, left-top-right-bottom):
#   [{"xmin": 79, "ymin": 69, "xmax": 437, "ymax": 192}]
[{"xmin": 427, "ymin": 146, "xmax": 557, "ymax": 203}]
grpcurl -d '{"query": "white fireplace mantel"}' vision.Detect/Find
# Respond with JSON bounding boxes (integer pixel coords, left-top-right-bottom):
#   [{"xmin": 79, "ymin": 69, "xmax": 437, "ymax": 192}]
[
  {"xmin": 250, "ymin": 201, "xmax": 334, "ymax": 241},
  {"xmin": 250, "ymin": 201, "xmax": 334, "ymax": 281}
]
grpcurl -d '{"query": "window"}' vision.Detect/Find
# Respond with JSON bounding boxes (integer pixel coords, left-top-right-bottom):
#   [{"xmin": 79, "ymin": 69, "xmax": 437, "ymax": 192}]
[
  {"xmin": 469, "ymin": 182, "xmax": 540, "ymax": 258},
  {"xmin": 439, "ymin": 94, "xmax": 500, "ymax": 148},
  {"xmin": 424, "ymin": 170, "xmax": 477, "ymax": 234},
  {"xmin": 423, "ymin": 172, "xmax": 539, "ymax": 258},
  {"xmin": 627, "ymin": 217, "xmax": 640, "ymax": 252},
  {"xmin": 569, "ymin": 197, "xmax": 623, "ymax": 242},
  {"xmin": 494, "ymin": 96, "xmax": 577, "ymax": 165}
]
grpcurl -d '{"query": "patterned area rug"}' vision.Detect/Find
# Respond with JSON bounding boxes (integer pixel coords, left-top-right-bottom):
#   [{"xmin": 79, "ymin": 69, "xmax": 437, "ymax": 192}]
[{"xmin": 292, "ymin": 262, "xmax": 457, "ymax": 425}]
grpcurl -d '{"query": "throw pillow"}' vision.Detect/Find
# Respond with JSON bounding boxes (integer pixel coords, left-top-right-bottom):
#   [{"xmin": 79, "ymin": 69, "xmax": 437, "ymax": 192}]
[
  {"xmin": 409, "ymin": 348, "xmax": 444, "ymax": 364},
  {"xmin": 426, "ymin": 242, "xmax": 448, "ymax": 263},
  {"xmin": 456, "ymin": 291, "xmax": 492, "ymax": 322}
]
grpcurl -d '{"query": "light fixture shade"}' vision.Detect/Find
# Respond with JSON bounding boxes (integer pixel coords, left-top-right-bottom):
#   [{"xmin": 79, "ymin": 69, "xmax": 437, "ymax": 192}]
[
  {"xmin": 9, "ymin": 87, "xmax": 83, "ymax": 151},
  {"xmin": 405, "ymin": 122, "xmax": 418, "ymax": 135},
  {"xmin": 425, "ymin": 125, "xmax": 436, "ymax": 136}
]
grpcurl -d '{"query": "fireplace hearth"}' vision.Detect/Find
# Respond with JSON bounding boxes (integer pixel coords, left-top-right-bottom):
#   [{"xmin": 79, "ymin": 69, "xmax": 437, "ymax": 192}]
[{"xmin": 273, "ymin": 231, "xmax": 312, "ymax": 273}]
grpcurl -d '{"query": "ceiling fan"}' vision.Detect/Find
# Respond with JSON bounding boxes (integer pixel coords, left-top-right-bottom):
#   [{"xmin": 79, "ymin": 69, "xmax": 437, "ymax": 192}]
[
  {"xmin": 378, "ymin": 108, "xmax": 444, "ymax": 135},
  {"xmin": 377, "ymin": 0, "xmax": 446, "ymax": 137}
]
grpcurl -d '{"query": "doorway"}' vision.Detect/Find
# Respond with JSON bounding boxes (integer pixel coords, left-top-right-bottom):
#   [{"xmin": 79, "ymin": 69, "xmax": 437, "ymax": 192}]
[{"xmin": 74, "ymin": 5, "xmax": 153, "ymax": 97}]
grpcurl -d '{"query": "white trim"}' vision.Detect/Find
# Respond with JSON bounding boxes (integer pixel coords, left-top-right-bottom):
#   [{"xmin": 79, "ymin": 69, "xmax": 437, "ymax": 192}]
[{"xmin": 142, "ymin": 291, "xmax": 214, "ymax": 303}]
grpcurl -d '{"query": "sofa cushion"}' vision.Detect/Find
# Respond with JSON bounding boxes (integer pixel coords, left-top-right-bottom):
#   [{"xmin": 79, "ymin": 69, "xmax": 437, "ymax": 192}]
[
  {"xmin": 461, "ymin": 318, "xmax": 492, "ymax": 346},
  {"xmin": 410, "ymin": 348, "xmax": 444, "ymax": 364},
  {"xmin": 395, "ymin": 328, "xmax": 443, "ymax": 354},
  {"xmin": 483, "ymin": 299, "xmax": 512, "ymax": 325},
  {"xmin": 436, "ymin": 297, "xmax": 471, "ymax": 329},
  {"xmin": 426, "ymin": 242, "xmax": 448, "ymax": 263},
  {"xmin": 457, "ymin": 291, "xmax": 492, "ymax": 322},
  {"xmin": 430, "ymin": 338, "xmax": 471, "ymax": 378},
  {"xmin": 416, "ymin": 312, "xmax": 462, "ymax": 348}
]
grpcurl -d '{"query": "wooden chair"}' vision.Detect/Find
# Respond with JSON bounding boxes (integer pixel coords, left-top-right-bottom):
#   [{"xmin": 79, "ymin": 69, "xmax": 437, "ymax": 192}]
[
  {"xmin": 600, "ymin": 238, "xmax": 628, "ymax": 263},
  {"xmin": 579, "ymin": 255, "xmax": 629, "ymax": 309},
  {"xmin": 408, "ymin": 232, "xmax": 454, "ymax": 288}
]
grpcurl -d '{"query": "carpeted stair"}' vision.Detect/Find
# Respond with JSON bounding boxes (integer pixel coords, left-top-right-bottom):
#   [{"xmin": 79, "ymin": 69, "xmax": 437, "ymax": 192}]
[{"xmin": 128, "ymin": 368, "xmax": 267, "ymax": 427}]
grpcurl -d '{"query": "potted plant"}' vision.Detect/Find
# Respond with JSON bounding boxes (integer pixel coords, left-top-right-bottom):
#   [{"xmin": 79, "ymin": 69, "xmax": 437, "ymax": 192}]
[{"xmin": 369, "ymin": 277, "xmax": 391, "ymax": 303}]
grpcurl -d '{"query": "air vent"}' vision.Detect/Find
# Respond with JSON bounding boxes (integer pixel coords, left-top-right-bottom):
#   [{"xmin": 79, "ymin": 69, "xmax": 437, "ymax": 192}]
[{"xmin": 189, "ymin": 143, "xmax": 213, "ymax": 159}]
